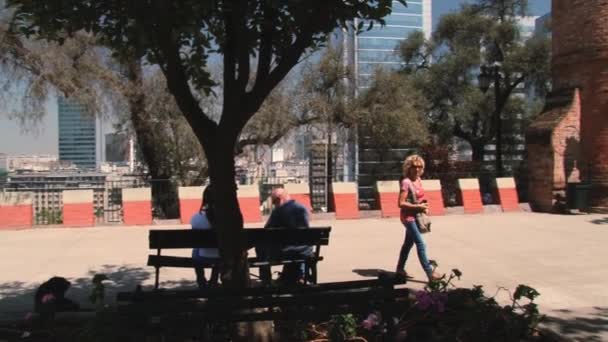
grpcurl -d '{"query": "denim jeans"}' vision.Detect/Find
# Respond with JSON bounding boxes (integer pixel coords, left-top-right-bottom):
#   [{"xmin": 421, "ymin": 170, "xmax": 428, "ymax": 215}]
[{"xmin": 396, "ymin": 220, "xmax": 433, "ymax": 276}]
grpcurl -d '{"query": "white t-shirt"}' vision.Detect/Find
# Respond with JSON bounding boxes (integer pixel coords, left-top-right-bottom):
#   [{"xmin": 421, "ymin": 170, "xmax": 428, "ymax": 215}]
[{"xmin": 190, "ymin": 212, "xmax": 220, "ymax": 258}]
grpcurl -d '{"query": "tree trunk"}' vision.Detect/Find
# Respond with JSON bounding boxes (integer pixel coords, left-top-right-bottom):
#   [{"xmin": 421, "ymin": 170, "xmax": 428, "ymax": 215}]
[
  {"xmin": 125, "ymin": 57, "xmax": 179, "ymax": 219},
  {"xmin": 206, "ymin": 142, "xmax": 249, "ymax": 289},
  {"xmin": 471, "ymin": 141, "xmax": 485, "ymax": 163}
]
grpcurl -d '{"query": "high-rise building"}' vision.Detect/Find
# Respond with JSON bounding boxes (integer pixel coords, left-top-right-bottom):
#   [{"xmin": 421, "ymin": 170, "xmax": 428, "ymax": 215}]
[
  {"xmin": 535, "ymin": 12, "xmax": 551, "ymax": 38},
  {"xmin": 349, "ymin": 0, "xmax": 433, "ymax": 208},
  {"xmin": 58, "ymin": 98, "xmax": 97, "ymax": 169},
  {"xmin": 354, "ymin": 0, "xmax": 432, "ymax": 89}
]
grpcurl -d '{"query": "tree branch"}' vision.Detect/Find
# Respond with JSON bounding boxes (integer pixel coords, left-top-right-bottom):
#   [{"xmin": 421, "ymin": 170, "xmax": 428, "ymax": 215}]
[
  {"xmin": 152, "ymin": 3, "xmax": 217, "ymax": 142},
  {"xmin": 235, "ymin": 0, "xmax": 250, "ymax": 92},
  {"xmin": 254, "ymin": 1, "xmax": 275, "ymax": 84}
]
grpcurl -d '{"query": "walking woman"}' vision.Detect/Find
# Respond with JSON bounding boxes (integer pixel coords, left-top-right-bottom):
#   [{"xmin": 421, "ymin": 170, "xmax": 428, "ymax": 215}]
[{"xmin": 395, "ymin": 154, "xmax": 443, "ymax": 282}]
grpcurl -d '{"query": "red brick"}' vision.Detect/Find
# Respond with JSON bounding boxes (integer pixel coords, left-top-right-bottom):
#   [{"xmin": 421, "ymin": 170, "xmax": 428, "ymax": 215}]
[
  {"xmin": 534, "ymin": 0, "xmax": 608, "ymax": 211},
  {"xmin": 290, "ymin": 194, "xmax": 312, "ymax": 213},
  {"xmin": 425, "ymin": 190, "xmax": 445, "ymax": 216},
  {"xmin": 123, "ymin": 201, "xmax": 152, "ymax": 225},
  {"xmin": 63, "ymin": 203, "xmax": 94, "ymax": 227},
  {"xmin": 333, "ymin": 193, "xmax": 359, "ymax": 219},
  {"xmin": 0, "ymin": 205, "xmax": 33, "ymax": 229},
  {"xmin": 179, "ymin": 199, "xmax": 201, "ymax": 224},
  {"xmin": 498, "ymin": 188, "xmax": 520, "ymax": 212},
  {"xmin": 379, "ymin": 192, "xmax": 400, "ymax": 218},
  {"xmin": 238, "ymin": 197, "xmax": 262, "ymax": 223},
  {"xmin": 461, "ymin": 190, "xmax": 484, "ymax": 214}
]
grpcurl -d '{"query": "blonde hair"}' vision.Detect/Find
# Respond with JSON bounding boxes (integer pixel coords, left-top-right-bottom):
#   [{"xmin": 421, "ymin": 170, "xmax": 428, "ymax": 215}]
[{"xmin": 402, "ymin": 154, "xmax": 425, "ymax": 176}]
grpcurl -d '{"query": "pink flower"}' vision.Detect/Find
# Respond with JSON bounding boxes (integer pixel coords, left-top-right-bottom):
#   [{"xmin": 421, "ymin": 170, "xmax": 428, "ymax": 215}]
[
  {"xmin": 41, "ymin": 293, "xmax": 55, "ymax": 304},
  {"xmin": 362, "ymin": 312, "xmax": 380, "ymax": 330},
  {"xmin": 362, "ymin": 319, "xmax": 374, "ymax": 330}
]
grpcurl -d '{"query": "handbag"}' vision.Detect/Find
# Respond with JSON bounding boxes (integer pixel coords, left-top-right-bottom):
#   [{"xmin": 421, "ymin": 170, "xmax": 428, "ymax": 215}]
[{"xmin": 407, "ymin": 181, "xmax": 431, "ymax": 234}]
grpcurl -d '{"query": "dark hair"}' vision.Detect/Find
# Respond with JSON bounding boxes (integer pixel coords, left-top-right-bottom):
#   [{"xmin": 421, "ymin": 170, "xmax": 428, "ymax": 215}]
[{"xmin": 202, "ymin": 185, "xmax": 215, "ymax": 225}]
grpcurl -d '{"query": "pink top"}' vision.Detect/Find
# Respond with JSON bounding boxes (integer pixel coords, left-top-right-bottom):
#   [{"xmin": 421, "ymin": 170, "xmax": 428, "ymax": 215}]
[{"xmin": 400, "ymin": 178, "xmax": 425, "ymax": 223}]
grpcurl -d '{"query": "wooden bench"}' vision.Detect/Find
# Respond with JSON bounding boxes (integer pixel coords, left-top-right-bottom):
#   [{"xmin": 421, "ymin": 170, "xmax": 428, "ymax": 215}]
[
  {"xmin": 117, "ymin": 275, "xmax": 408, "ymax": 337},
  {"xmin": 147, "ymin": 227, "xmax": 331, "ymax": 289}
]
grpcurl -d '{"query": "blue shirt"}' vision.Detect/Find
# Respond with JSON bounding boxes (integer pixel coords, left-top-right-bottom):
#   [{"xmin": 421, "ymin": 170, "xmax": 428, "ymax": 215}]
[
  {"xmin": 263, "ymin": 199, "xmax": 313, "ymax": 256},
  {"xmin": 264, "ymin": 199, "xmax": 310, "ymax": 229}
]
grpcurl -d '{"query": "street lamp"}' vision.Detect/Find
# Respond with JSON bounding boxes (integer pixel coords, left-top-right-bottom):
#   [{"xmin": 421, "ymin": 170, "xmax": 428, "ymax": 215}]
[{"xmin": 477, "ymin": 62, "xmax": 504, "ymax": 176}]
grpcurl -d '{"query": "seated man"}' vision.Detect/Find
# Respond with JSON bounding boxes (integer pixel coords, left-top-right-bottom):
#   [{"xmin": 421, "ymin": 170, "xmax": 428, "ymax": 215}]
[{"xmin": 258, "ymin": 187, "xmax": 314, "ymax": 284}]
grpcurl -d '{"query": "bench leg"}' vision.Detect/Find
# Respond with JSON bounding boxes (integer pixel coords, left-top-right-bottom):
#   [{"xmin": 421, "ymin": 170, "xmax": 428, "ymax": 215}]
[
  {"xmin": 260, "ymin": 265, "xmax": 272, "ymax": 286},
  {"xmin": 309, "ymin": 263, "xmax": 318, "ymax": 284},
  {"xmin": 154, "ymin": 267, "xmax": 160, "ymax": 290}
]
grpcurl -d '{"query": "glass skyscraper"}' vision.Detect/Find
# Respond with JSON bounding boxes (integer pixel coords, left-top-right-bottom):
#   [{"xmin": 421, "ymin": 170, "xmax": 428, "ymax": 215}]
[
  {"xmin": 58, "ymin": 97, "xmax": 97, "ymax": 169},
  {"xmin": 355, "ymin": 0, "xmax": 432, "ymax": 89}
]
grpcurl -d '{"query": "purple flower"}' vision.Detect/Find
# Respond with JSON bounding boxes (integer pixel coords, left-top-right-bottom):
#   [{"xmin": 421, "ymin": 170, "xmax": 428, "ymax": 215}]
[
  {"xmin": 415, "ymin": 290, "xmax": 448, "ymax": 313},
  {"xmin": 24, "ymin": 312, "xmax": 33, "ymax": 321}
]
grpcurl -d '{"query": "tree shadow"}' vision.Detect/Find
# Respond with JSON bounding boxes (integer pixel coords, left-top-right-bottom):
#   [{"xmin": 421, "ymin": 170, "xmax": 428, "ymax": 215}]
[
  {"xmin": 590, "ymin": 217, "xmax": 608, "ymax": 225},
  {"xmin": 542, "ymin": 307, "xmax": 608, "ymax": 341},
  {"xmin": 0, "ymin": 264, "xmax": 199, "ymax": 320}
]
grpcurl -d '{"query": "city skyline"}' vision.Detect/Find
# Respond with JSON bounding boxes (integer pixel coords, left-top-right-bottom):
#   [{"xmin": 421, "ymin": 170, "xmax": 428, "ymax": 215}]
[{"xmin": 0, "ymin": 0, "xmax": 550, "ymax": 156}]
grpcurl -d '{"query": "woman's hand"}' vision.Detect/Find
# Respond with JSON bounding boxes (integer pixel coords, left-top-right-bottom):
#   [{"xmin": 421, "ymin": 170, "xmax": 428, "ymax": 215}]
[{"xmin": 418, "ymin": 202, "xmax": 429, "ymax": 213}]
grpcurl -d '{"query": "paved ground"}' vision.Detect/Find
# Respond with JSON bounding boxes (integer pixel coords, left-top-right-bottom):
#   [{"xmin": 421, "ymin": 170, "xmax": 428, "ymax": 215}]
[{"xmin": 0, "ymin": 211, "xmax": 607, "ymax": 340}]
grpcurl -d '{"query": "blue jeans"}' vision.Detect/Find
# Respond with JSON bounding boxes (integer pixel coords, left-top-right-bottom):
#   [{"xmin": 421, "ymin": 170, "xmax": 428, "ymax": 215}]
[{"xmin": 396, "ymin": 220, "xmax": 433, "ymax": 276}]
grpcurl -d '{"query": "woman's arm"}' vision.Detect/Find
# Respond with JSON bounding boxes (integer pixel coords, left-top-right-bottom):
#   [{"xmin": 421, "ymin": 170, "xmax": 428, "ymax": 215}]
[{"xmin": 398, "ymin": 190, "xmax": 426, "ymax": 211}]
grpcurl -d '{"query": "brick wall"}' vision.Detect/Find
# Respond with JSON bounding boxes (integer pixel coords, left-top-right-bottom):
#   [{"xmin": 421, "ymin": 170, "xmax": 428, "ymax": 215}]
[
  {"xmin": 376, "ymin": 181, "xmax": 400, "ymax": 218},
  {"xmin": 284, "ymin": 183, "xmax": 312, "ymax": 213},
  {"xmin": 527, "ymin": 89, "xmax": 581, "ymax": 212},
  {"xmin": 63, "ymin": 190, "xmax": 94, "ymax": 227},
  {"xmin": 178, "ymin": 186, "xmax": 204, "ymax": 224},
  {"xmin": 552, "ymin": 0, "xmax": 608, "ymax": 211},
  {"xmin": 0, "ymin": 192, "xmax": 33, "ymax": 229},
  {"xmin": 237, "ymin": 184, "xmax": 262, "ymax": 223},
  {"xmin": 331, "ymin": 182, "xmax": 359, "ymax": 220},
  {"xmin": 122, "ymin": 188, "xmax": 152, "ymax": 225},
  {"xmin": 458, "ymin": 178, "xmax": 483, "ymax": 214}
]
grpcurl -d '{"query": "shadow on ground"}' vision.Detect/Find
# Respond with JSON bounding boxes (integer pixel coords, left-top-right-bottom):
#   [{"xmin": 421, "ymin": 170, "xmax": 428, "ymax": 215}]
[
  {"xmin": 542, "ymin": 307, "xmax": 608, "ymax": 341},
  {"xmin": 590, "ymin": 217, "xmax": 608, "ymax": 225},
  {"xmin": 0, "ymin": 264, "xmax": 198, "ymax": 320},
  {"xmin": 352, "ymin": 268, "xmax": 392, "ymax": 278}
]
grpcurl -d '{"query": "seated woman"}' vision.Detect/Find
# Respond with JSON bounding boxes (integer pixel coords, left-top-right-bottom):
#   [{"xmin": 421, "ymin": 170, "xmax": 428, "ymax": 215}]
[{"xmin": 190, "ymin": 185, "xmax": 220, "ymax": 288}]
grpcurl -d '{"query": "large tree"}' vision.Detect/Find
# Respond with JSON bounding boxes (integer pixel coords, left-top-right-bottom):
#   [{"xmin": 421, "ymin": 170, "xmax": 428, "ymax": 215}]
[
  {"xmin": 398, "ymin": 0, "xmax": 550, "ymax": 171},
  {"xmin": 7, "ymin": 0, "xmax": 404, "ymax": 287}
]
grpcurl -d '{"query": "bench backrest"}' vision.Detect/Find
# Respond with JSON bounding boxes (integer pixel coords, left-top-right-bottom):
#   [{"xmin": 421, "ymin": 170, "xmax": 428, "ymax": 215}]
[{"xmin": 149, "ymin": 227, "xmax": 331, "ymax": 249}]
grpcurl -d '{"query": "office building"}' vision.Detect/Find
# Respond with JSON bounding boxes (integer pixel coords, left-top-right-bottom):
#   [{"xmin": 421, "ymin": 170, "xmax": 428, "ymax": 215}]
[
  {"xmin": 535, "ymin": 12, "xmax": 551, "ymax": 38},
  {"xmin": 354, "ymin": 0, "xmax": 432, "ymax": 89},
  {"xmin": 349, "ymin": 0, "xmax": 433, "ymax": 208},
  {"xmin": 58, "ymin": 97, "xmax": 97, "ymax": 169}
]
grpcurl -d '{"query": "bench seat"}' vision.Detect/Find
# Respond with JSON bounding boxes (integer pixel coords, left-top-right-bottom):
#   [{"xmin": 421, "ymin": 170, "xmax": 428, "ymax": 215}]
[{"xmin": 148, "ymin": 227, "xmax": 331, "ymax": 288}]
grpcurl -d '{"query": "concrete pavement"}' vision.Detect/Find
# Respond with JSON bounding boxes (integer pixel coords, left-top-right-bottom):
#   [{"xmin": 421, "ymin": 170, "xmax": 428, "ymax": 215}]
[{"xmin": 0, "ymin": 211, "xmax": 607, "ymax": 340}]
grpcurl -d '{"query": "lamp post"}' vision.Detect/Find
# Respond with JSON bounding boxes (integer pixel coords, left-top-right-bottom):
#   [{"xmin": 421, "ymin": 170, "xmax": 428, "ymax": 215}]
[{"xmin": 478, "ymin": 62, "xmax": 503, "ymax": 176}]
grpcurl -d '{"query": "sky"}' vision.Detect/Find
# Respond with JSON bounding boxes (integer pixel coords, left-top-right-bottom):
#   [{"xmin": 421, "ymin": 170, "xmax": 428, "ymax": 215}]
[{"xmin": 0, "ymin": 0, "xmax": 551, "ymax": 156}]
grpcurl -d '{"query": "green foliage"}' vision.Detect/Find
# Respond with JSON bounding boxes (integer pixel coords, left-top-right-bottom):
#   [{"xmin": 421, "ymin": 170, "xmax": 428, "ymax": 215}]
[
  {"xmin": 329, "ymin": 314, "xmax": 357, "ymax": 341},
  {"xmin": 388, "ymin": 264, "xmax": 546, "ymax": 341},
  {"xmin": 8, "ymin": 0, "xmax": 403, "ymax": 95},
  {"xmin": 94, "ymin": 207, "xmax": 104, "ymax": 218},
  {"xmin": 89, "ymin": 274, "xmax": 108, "ymax": 310},
  {"xmin": 357, "ymin": 69, "xmax": 429, "ymax": 148},
  {"xmin": 397, "ymin": 0, "xmax": 551, "ymax": 162},
  {"xmin": 36, "ymin": 208, "xmax": 62, "ymax": 225}
]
